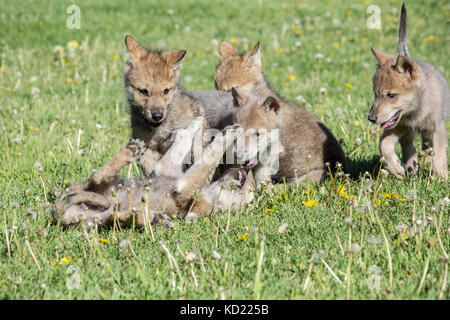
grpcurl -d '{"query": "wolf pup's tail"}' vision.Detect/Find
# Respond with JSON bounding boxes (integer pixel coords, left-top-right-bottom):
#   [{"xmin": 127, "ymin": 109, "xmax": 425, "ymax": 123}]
[{"xmin": 398, "ymin": 3, "xmax": 410, "ymax": 57}]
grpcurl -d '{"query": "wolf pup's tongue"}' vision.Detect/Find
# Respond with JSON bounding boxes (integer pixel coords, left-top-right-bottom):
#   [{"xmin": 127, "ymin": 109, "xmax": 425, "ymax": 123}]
[{"xmin": 381, "ymin": 111, "xmax": 401, "ymax": 129}]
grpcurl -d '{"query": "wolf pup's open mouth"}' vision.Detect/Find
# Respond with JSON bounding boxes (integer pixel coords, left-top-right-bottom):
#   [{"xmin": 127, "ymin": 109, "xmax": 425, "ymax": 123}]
[
  {"xmin": 381, "ymin": 111, "xmax": 402, "ymax": 129},
  {"xmin": 244, "ymin": 153, "xmax": 259, "ymax": 168}
]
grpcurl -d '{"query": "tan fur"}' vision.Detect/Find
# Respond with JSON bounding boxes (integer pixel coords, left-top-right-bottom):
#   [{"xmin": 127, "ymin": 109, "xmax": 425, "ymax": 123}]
[
  {"xmin": 124, "ymin": 36, "xmax": 208, "ymax": 176},
  {"xmin": 369, "ymin": 5, "xmax": 449, "ymax": 180},
  {"xmin": 51, "ymin": 122, "xmax": 253, "ymax": 229},
  {"xmin": 215, "ymin": 42, "xmax": 348, "ymax": 186}
]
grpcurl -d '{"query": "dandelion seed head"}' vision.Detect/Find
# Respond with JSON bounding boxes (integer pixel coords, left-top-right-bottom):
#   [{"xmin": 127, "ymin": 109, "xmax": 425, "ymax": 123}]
[
  {"xmin": 278, "ymin": 223, "xmax": 288, "ymax": 234},
  {"xmin": 185, "ymin": 212, "xmax": 198, "ymax": 224},
  {"xmin": 119, "ymin": 240, "xmax": 131, "ymax": 251},
  {"xmin": 185, "ymin": 251, "xmax": 196, "ymax": 263},
  {"xmin": 33, "ymin": 161, "xmax": 43, "ymax": 171},
  {"xmin": 211, "ymin": 250, "xmax": 221, "ymax": 260}
]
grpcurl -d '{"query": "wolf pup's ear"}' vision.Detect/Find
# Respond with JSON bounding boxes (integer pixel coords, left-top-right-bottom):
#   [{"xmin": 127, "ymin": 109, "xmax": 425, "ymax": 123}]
[
  {"xmin": 395, "ymin": 54, "xmax": 417, "ymax": 78},
  {"xmin": 161, "ymin": 50, "xmax": 187, "ymax": 72},
  {"xmin": 371, "ymin": 47, "xmax": 391, "ymax": 69},
  {"xmin": 125, "ymin": 35, "xmax": 147, "ymax": 62},
  {"xmin": 219, "ymin": 41, "xmax": 237, "ymax": 60},
  {"xmin": 263, "ymin": 96, "xmax": 280, "ymax": 114},
  {"xmin": 244, "ymin": 42, "xmax": 261, "ymax": 67},
  {"xmin": 231, "ymin": 87, "xmax": 246, "ymax": 107}
]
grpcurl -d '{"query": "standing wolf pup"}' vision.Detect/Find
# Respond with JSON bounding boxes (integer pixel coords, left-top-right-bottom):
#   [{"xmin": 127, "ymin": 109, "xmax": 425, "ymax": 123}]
[
  {"xmin": 369, "ymin": 3, "xmax": 449, "ymax": 181},
  {"xmin": 124, "ymin": 36, "xmax": 208, "ymax": 176},
  {"xmin": 214, "ymin": 41, "xmax": 349, "ymax": 186}
]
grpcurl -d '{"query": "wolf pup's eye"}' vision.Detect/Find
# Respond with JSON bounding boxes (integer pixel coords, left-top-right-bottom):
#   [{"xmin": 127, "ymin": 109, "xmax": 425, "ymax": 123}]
[
  {"xmin": 163, "ymin": 88, "xmax": 170, "ymax": 95},
  {"xmin": 139, "ymin": 88, "xmax": 149, "ymax": 96},
  {"xmin": 387, "ymin": 92, "xmax": 397, "ymax": 99}
]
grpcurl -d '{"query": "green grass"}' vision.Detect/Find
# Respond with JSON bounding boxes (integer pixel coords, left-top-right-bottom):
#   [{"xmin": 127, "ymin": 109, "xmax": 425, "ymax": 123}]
[{"xmin": 0, "ymin": 0, "xmax": 449, "ymax": 299}]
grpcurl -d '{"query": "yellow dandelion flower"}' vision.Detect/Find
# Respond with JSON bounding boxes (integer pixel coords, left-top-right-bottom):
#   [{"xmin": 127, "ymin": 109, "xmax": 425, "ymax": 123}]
[
  {"xmin": 231, "ymin": 38, "xmax": 237, "ymax": 44},
  {"xmin": 278, "ymin": 47, "xmax": 285, "ymax": 53},
  {"xmin": 267, "ymin": 208, "xmax": 274, "ymax": 212},
  {"xmin": 353, "ymin": 120, "xmax": 360, "ymax": 126},
  {"xmin": 374, "ymin": 199, "xmax": 382, "ymax": 206},
  {"xmin": 67, "ymin": 40, "xmax": 79, "ymax": 49},
  {"xmin": 110, "ymin": 55, "xmax": 120, "ymax": 61},
  {"xmin": 315, "ymin": 44, "xmax": 322, "ymax": 50},
  {"xmin": 195, "ymin": 53, "xmax": 204, "ymax": 59},
  {"xmin": 302, "ymin": 199, "xmax": 317, "ymax": 208},
  {"xmin": 395, "ymin": 233, "xmax": 409, "ymax": 245},
  {"xmin": 332, "ymin": 42, "xmax": 340, "ymax": 49},
  {"xmin": 423, "ymin": 35, "xmax": 436, "ymax": 43},
  {"xmin": 288, "ymin": 74, "xmax": 295, "ymax": 81},
  {"xmin": 0, "ymin": 65, "xmax": 5, "ymax": 73},
  {"xmin": 98, "ymin": 238, "xmax": 109, "ymax": 244},
  {"xmin": 346, "ymin": 83, "xmax": 352, "ymax": 89},
  {"xmin": 59, "ymin": 257, "xmax": 72, "ymax": 265},
  {"xmin": 303, "ymin": 189, "xmax": 315, "ymax": 195},
  {"xmin": 236, "ymin": 232, "xmax": 250, "ymax": 242},
  {"xmin": 204, "ymin": 217, "xmax": 209, "ymax": 222}
]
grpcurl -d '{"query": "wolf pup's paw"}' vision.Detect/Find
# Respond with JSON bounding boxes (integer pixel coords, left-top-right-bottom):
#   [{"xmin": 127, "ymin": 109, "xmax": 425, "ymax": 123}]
[
  {"xmin": 151, "ymin": 212, "xmax": 172, "ymax": 229},
  {"xmin": 404, "ymin": 158, "xmax": 419, "ymax": 175},
  {"xmin": 223, "ymin": 124, "xmax": 243, "ymax": 138},
  {"xmin": 125, "ymin": 139, "xmax": 147, "ymax": 162}
]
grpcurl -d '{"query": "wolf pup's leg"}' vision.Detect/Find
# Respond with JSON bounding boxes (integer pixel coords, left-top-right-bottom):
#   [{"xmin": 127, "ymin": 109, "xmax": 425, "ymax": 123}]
[
  {"xmin": 430, "ymin": 124, "xmax": 448, "ymax": 181},
  {"xmin": 380, "ymin": 129, "xmax": 405, "ymax": 179},
  {"xmin": 154, "ymin": 116, "xmax": 204, "ymax": 178},
  {"xmin": 400, "ymin": 129, "xmax": 418, "ymax": 175},
  {"xmin": 89, "ymin": 139, "xmax": 146, "ymax": 190},
  {"xmin": 175, "ymin": 125, "xmax": 243, "ymax": 212}
]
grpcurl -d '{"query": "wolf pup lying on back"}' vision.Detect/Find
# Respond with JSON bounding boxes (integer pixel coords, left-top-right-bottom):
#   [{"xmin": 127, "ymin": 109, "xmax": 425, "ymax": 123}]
[
  {"xmin": 214, "ymin": 41, "xmax": 349, "ymax": 187},
  {"xmin": 52, "ymin": 119, "xmax": 254, "ymax": 229},
  {"xmin": 368, "ymin": 4, "xmax": 449, "ymax": 181},
  {"xmin": 124, "ymin": 36, "xmax": 208, "ymax": 176}
]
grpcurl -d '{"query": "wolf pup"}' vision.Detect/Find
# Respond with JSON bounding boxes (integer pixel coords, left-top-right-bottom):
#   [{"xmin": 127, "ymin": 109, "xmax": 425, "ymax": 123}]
[
  {"xmin": 214, "ymin": 41, "xmax": 348, "ymax": 186},
  {"xmin": 52, "ymin": 119, "xmax": 254, "ymax": 229},
  {"xmin": 124, "ymin": 36, "xmax": 207, "ymax": 176},
  {"xmin": 369, "ymin": 4, "xmax": 449, "ymax": 181}
]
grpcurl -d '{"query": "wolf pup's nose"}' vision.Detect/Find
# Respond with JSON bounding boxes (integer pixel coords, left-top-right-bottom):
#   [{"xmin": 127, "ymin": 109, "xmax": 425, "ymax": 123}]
[
  {"xmin": 151, "ymin": 112, "xmax": 164, "ymax": 122},
  {"xmin": 368, "ymin": 113, "xmax": 377, "ymax": 123}
]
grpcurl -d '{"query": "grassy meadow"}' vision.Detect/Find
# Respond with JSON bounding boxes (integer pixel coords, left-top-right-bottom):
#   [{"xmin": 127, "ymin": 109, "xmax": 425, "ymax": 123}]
[{"xmin": 0, "ymin": 0, "xmax": 449, "ymax": 299}]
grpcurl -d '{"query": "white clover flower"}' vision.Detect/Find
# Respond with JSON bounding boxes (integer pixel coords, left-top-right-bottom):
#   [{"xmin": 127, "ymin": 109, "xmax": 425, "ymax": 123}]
[
  {"xmin": 11, "ymin": 201, "xmax": 19, "ymax": 209},
  {"xmin": 29, "ymin": 76, "xmax": 38, "ymax": 83},
  {"xmin": 334, "ymin": 108, "xmax": 343, "ymax": 116},
  {"xmin": 183, "ymin": 75, "xmax": 192, "ymax": 83},
  {"xmin": 319, "ymin": 87, "xmax": 327, "ymax": 94},
  {"xmin": 355, "ymin": 138, "xmax": 362, "ymax": 146},
  {"xmin": 295, "ymin": 41, "xmax": 302, "ymax": 47},
  {"xmin": 184, "ymin": 26, "xmax": 191, "ymax": 33},
  {"xmin": 345, "ymin": 217, "xmax": 353, "ymax": 224},
  {"xmin": 167, "ymin": 8, "xmax": 174, "ymax": 15},
  {"xmin": 349, "ymin": 243, "xmax": 360, "ymax": 253},
  {"xmin": 362, "ymin": 62, "xmax": 370, "ymax": 69},
  {"xmin": 15, "ymin": 71, "xmax": 22, "ymax": 78}
]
